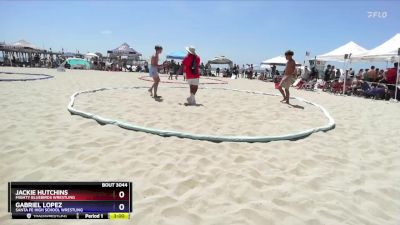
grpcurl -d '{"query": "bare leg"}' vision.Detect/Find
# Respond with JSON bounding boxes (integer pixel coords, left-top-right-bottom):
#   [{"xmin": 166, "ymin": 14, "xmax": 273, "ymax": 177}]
[
  {"xmin": 148, "ymin": 82, "xmax": 154, "ymax": 96},
  {"xmin": 278, "ymin": 86, "xmax": 286, "ymax": 102},
  {"xmin": 153, "ymin": 76, "xmax": 160, "ymax": 97},
  {"xmin": 285, "ymin": 88, "xmax": 290, "ymax": 104},
  {"xmin": 190, "ymin": 85, "xmax": 198, "ymax": 95}
]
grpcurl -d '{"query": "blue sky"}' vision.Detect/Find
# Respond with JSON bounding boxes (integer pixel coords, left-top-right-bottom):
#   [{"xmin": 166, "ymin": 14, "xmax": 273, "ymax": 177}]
[{"xmin": 0, "ymin": 0, "xmax": 399, "ymax": 67}]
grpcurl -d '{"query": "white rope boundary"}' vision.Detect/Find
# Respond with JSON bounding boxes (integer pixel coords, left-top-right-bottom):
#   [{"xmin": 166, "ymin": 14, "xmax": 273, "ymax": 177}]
[
  {"xmin": 67, "ymin": 86, "xmax": 335, "ymax": 143},
  {"xmin": 0, "ymin": 71, "xmax": 54, "ymax": 82}
]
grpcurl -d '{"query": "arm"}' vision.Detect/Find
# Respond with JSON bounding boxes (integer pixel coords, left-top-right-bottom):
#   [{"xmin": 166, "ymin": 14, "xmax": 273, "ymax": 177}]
[
  {"xmin": 182, "ymin": 58, "xmax": 187, "ymax": 72},
  {"xmin": 197, "ymin": 56, "xmax": 201, "ymax": 76},
  {"xmin": 157, "ymin": 62, "xmax": 165, "ymax": 69}
]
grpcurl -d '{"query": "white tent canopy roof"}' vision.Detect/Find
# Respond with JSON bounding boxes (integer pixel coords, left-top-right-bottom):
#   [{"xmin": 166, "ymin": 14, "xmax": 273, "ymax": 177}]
[
  {"xmin": 353, "ymin": 33, "xmax": 400, "ymax": 62},
  {"xmin": 85, "ymin": 52, "xmax": 98, "ymax": 58},
  {"xmin": 316, "ymin": 41, "xmax": 368, "ymax": 62},
  {"xmin": 261, "ymin": 56, "xmax": 301, "ymax": 66}
]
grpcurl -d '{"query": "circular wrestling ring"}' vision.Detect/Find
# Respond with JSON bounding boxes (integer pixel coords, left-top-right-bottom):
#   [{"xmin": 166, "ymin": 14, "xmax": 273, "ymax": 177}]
[
  {"xmin": 0, "ymin": 71, "xmax": 54, "ymax": 82},
  {"xmin": 139, "ymin": 75, "xmax": 228, "ymax": 85},
  {"xmin": 67, "ymin": 86, "xmax": 335, "ymax": 143}
]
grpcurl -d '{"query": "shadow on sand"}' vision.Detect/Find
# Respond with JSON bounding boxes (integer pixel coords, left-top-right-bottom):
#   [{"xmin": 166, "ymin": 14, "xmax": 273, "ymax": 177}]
[
  {"xmin": 154, "ymin": 96, "xmax": 164, "ymax": 102},
  {"xmin": 288, "ymin": 103, "xmax": 304, "ymax": 109},
  {"xmin": 179, "ymin": 103, "xmax": 204, "ymax": 107}
]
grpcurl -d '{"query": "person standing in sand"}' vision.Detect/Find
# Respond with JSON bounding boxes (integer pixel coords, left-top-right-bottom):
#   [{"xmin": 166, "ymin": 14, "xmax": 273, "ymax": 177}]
[
  {"xmin": 278, "ymin": 50, "xmax": 296, "ymax": 104},
  {"xmin": 182, "ymin": 46, "xmax": 201, "ymax": 105},
  {"xmin": 148, "ymin": 45, "xmax": 164, "ymax": 98}
]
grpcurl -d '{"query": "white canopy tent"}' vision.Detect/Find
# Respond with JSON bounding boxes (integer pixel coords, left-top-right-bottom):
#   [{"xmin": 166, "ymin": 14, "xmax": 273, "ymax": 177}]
[
  {"xmin": 352, "ymin": 33, "xmax": 400, "ymax": 62},
  {"xmin": 352, "ymin": 34, "xmax": 400, "ymax": 100},
  {"xmin": 316, "ymin": 41, "xmax": 369, "ymax": 94},
  {"xmin": 316, "ymin": 41, "xmax": 368, "ymax": 62},
  {"xmin": 260, "ymin": 64, "xmax": 271, "ymax": 69},
  {"xmin": 261, "ymin": 56, "xmax": 302, "ymax": 66}
]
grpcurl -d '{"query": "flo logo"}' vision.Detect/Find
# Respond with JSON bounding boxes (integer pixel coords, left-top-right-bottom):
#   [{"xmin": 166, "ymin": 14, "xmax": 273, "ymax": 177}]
[{"xmin": 367, "ymin": 11, "xmax": 388, "ymax": 18}]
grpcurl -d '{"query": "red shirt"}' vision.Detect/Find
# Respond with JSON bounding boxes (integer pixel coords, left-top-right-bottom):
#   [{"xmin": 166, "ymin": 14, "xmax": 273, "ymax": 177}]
[
  {"xmin": 386, "ymin": 68, "xmax": 397, "ymax": 84},
  {"xmin": 183, "ymin": 54, "xmax": 200, "ymax": 79}
]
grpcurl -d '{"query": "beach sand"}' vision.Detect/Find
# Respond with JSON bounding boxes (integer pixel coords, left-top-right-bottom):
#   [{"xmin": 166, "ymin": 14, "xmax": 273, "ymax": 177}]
[{"xmin": 0, "ymin": 67, "xmax": 399, "ymax": 225}]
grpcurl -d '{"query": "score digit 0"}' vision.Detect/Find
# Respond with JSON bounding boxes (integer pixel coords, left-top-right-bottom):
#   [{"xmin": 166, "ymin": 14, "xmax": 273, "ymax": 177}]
[{"xmin": 119, "ymin": 191, "xmax": 125, "ymax": 198}]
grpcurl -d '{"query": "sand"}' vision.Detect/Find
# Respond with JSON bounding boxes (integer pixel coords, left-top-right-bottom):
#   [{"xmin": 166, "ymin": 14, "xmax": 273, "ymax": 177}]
[{"xmin": 0, "ymin": 67, "xmax": 399, "ymax": 225}]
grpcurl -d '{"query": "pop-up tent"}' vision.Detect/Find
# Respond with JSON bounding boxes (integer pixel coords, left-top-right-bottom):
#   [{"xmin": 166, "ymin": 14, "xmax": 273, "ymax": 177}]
[
  {"xmin": 260, "ymin": 64, "xmax": 271, "ymax": 69},
  {"xmin": 107, "ymin": 43, "xmax": 141, "ymax": 57},
  {"xmin": 316, "ymin": 41, "xmax": 368, "ymax": 62},
  {"xmin": 206, "ymin": 56, "xmax": 233, "ymax": 68},
  {"xmin": 353, "ymin": 33, "xmax": 400, "ymax": 62},
  {"xmin": 166, "ymin": 51, "xmax": 186, "ymax": 60},
  {"xmin": 352, "ymin": 33, "xmax": 400, "ymax": 100},
  {"xmin": 317, "ymin": 41, "xmax": 369, "ymax": 94},
  {"xmin": 261, "ymin": 56, "xmax": 302, "ymax": 66}
]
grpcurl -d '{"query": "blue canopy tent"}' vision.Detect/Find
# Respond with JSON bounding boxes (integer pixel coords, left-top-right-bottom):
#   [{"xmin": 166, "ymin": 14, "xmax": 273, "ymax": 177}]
[{"xmin": 166, "ymin": 51, "xmax": 186, "ymax": 60}]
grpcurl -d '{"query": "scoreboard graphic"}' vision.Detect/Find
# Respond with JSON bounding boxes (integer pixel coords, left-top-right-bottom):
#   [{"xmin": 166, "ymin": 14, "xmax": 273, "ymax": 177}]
[{"xmin": 8, "ymin": 182, "xmax": 132, "ymax": 219}]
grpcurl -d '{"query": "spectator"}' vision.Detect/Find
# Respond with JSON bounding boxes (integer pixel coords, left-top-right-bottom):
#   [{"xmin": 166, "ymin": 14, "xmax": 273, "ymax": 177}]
[
  {"xmin": 367, "ymin": 66, "xmax": 377, "ymax": 82},
  {"xmin": 335, "ymin": 68, "xmax": 341, "ymax": 79},
  {"xmin": 386, "ymin": 62, "xmax": 398, "ymax": 84},
  {"xmin": 200, "ymin": 62, "xmax": 205, "ymax": 75},
  {"xmin": 377, "ymin": 69, "xmax": 385, "ymax": 81},
  {"xmin": 363, "ymin": 69, "xmax": 369, "ymax": 80},
  {"xmin": 182, "ymin": 46, "xmax": 201, "ymax": 105},
  {"xmin": 324, "ymin": 65, "xmax": 331, "ymax": 82},
  {"xmin": 310, "ymin": 66, "xmax": 318, "ymax": 80},
  {"xmin": 357, "ymin": 69, "xmax": 364, "ymax": 80},
  {"xmin": 330, "ymin": 66, "xmax": 336, "ymax": 80}
]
